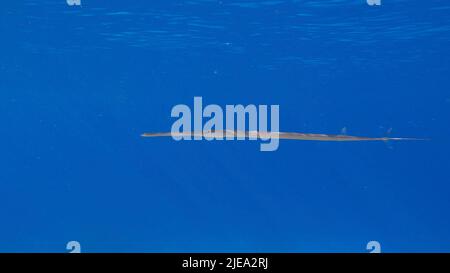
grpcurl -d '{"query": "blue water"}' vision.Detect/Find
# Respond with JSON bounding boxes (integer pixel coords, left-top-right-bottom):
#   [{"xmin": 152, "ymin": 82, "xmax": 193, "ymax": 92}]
[{"xmin": 1, "ymin": 0, "xmax": 450, "ymax": 253}]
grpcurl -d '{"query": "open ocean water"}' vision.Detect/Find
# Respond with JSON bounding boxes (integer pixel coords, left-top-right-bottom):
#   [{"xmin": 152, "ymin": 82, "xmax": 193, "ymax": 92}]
[{"xmin": 0, "ymin": 0, "xmax": 449, "ymax": 252}]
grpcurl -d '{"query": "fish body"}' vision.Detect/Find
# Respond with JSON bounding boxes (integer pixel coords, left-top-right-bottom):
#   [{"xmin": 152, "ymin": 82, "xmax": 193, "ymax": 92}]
[{"xmin": 141, "ymin": 130, "xmax": 424, "ymax": 141}]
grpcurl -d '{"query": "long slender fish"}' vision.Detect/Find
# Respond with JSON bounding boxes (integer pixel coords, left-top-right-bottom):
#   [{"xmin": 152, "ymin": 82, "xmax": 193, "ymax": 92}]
[{"xmin": 141, "ymin": 130, "xmax": 424, "ymax": 141}]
